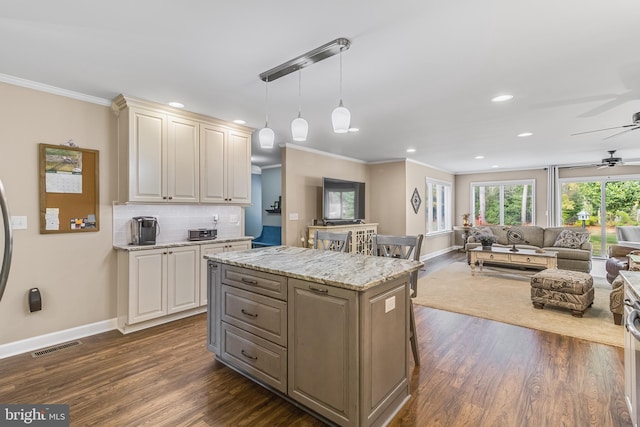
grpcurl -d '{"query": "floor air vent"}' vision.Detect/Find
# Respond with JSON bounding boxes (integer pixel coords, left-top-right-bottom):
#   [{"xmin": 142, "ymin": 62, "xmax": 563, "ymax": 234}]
[{"xmin": 31, "ymin": 340, "xmax": 82, "ymax": 358}]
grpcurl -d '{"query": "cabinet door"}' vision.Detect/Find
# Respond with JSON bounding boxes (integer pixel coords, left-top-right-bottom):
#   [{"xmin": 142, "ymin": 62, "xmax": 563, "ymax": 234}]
[
  {"xmin": 129, "ymin": 249, "xmax": 167, "ymax": 323},
  {"xmin": 167, "ymin": 246, "xmax": 199, "ymax": 314},
  {"xmin": 226, "ymin": 130, "xmax": 252, "ymax": 204},
  {"xmin": 288, "ymin": 279, "xmax": 357, "ymax": 426},
  {"xmin": 130, "ymin": 109, "xmax": 167, "ymax": 202},
  {"xmin": 200, "ymin": 123, "xmax": 226, "ymax": 203},
  {"xmin": 167, "ymin": 116, "xmax": 199, "ymax": 202}
]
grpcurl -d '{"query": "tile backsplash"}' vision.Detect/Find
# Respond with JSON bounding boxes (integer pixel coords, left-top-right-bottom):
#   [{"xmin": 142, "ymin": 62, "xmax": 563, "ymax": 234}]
[{"xmin": 113, "ymin": 204, "xmax": 246, "ymax": 246}]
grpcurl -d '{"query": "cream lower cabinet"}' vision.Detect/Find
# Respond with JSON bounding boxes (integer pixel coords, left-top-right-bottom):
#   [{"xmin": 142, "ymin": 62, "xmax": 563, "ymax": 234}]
[
  {"xmin": 199, "ymin": 241, "xmax": 251, "ymax": 306},
  {"xmin": 117, "ymin": 245, "xmax": 200, "ymax": 333}
]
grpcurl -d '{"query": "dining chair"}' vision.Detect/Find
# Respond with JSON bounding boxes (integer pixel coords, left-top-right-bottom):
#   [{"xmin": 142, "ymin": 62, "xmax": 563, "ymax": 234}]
[
  {"xmin": 313, "ymin": 230, "xmax": 352, "ymax": 253},
  {"xmin": 372, "ymin": 233, "xmax": 424, "ymax": 365}
]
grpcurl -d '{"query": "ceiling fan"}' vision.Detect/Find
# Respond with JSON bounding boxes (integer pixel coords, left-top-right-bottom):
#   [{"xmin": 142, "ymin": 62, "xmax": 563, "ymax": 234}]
[
  {"xmin": 571, "ymin": 112, "xmax": 640, "ymax": 140},
  {"xmin": 594, "ymin": 150, "xmax": 640, "ymax": 169}
]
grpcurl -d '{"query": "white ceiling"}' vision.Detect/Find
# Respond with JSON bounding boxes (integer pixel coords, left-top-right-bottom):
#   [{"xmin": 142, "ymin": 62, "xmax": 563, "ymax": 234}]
[{"xmin": 2, "ymin": 0, "xmax": 640, "ymax": 173}]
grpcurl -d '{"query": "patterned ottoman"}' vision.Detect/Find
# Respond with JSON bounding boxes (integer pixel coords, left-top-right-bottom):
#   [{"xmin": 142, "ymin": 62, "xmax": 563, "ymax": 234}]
[{"xmin": 530, "ymin": 269, "xmax": 594, "ymax": 317}]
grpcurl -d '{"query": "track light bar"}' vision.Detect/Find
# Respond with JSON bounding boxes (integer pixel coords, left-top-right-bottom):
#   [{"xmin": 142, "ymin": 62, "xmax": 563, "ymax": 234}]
[{"xmin": 259, "ymin": 38, "xmax": 351, "ymax": 82}]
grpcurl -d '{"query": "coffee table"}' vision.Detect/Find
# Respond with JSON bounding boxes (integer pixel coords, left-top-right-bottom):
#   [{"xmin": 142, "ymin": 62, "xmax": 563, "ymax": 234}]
[{"xmin": 469, "ymin": 246, "xmax": 558, "ymax": 276}]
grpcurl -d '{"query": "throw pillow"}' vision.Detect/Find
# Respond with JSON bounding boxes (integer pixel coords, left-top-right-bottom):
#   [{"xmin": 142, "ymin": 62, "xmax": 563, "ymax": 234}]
[{"xmin": 553, "ymin": 229, "xmax": 590, "ymax": 249}]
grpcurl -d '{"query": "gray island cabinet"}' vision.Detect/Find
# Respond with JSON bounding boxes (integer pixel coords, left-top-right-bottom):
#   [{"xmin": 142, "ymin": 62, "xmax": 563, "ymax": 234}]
[{"xmin": 205, "ymin": 246, "xmax": 423, "ymax": 427}]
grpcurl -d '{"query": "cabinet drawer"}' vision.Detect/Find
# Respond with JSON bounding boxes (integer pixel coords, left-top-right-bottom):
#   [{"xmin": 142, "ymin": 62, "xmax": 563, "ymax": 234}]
[
  {"xmin": 221, "ymin": 323, "xmax": 287, "ymax": 393},
  {"xmin": 222, "ymin": 285, "xmax": 287, "ymax": 346},
  {"xmin": 509, "ymin": 254, "xmax": 549, "ymax": 266},
  {"xmin": 222, "ymin": 265, "xmax": 287, "ymax": 300},
  {"xmin": 475, "ymin": 252, "xmax": 510, "ymax": 262}
]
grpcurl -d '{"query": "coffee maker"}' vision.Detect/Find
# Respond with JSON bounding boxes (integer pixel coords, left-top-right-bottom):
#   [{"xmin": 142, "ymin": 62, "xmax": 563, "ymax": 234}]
[{"xmin": 131, "ymin": 216, "xmax": 159, "ymax": 245}]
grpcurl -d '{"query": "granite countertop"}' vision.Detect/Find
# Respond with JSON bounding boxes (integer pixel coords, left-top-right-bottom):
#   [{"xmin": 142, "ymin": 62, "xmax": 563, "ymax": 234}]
[
  {"xmin": 204, "ymin": 245, "xmax": 424, "ymax": 291},
  {"xmin": 113, "ymin": 236, "xmax": 253, "ymax": 251},
  {"xmin": 621, "ymin": 270, "xmax": 640, "ymax": 300}
]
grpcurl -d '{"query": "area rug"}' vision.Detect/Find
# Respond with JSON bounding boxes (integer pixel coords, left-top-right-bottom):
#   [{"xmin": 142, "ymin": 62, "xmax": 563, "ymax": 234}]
[{"xmin": 413, "ymin": 262, "xmax": 624, "ymax": 347}]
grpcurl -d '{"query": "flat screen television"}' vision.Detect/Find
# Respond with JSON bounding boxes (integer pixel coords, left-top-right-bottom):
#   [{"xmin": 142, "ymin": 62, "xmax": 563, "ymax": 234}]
[{"xmin": 322, "ymin": 177, "xmax": 365, "ymax": 224}]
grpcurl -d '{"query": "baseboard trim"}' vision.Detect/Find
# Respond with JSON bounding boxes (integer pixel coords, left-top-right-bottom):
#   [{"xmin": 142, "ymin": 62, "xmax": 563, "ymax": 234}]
[
  {"xmin": 421, "ymin": 246, "xmax": 458, "ymax": 261},
  {"xmin": 0, "ymin": 318, "xmax": 117, "ymax": 360}
]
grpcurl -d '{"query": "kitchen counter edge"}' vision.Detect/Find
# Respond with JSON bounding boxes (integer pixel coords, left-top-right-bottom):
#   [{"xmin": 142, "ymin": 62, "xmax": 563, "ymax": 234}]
[{"xmin": 113, "ymin": 236, "xmax": 254, "ymax": 251}]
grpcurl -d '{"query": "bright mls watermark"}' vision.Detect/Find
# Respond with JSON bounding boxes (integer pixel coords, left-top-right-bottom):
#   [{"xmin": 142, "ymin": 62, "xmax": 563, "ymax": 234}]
[{"xmin": 0, "ymin": 404, "xmax": 69, "ymax": 426}]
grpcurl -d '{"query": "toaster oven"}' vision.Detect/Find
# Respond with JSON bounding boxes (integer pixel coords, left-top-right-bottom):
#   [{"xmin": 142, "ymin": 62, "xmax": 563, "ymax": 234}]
[{"xmin": 188, "ymin": 228, "xmax": 217, "ymax": 241}]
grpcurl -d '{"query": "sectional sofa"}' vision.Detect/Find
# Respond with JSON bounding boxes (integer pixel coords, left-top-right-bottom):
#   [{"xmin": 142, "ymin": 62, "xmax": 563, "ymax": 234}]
[{"xmin": 465, "ymin": 225, "xmax": 592, "ymax": 273}]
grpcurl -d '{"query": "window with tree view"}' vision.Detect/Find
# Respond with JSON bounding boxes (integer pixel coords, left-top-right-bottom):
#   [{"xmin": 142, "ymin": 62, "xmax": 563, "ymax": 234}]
[{"xmin": 472, "ymin": 180, "xmax": 534, "ymax": 226}]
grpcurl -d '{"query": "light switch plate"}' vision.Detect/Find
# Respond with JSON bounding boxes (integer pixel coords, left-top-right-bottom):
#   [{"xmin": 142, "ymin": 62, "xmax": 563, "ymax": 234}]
[
  {"xmin": 11, "ymin": 216, "xmax": 27, "ymax": 230},
  {"xmin": 289, "ymin": 213, "xmax": 299, "ymax": 220}
]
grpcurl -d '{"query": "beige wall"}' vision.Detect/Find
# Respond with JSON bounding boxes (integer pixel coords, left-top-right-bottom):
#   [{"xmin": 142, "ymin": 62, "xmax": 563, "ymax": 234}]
[
  {"xmin": 282, "ymin": 146, "xmax": 369, "ymax": 246},
  {"xmin": 369, "ymin": 161, "xmax": 406, "ymax": 235},
  {"xmin": 282, "ymin": 151, "xmax": 457, "ymax": 257},
  {"xmin": 406, "ymin": 161, "xmax": 456, "ymax": 256},
  {"xmin": 0, "ymin": 83, "xmax": 116, "ymax": 345}
]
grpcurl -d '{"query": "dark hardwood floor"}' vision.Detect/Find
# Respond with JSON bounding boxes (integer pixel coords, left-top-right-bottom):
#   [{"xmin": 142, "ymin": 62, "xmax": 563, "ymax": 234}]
[{"xmin": 0, "ymin": 251, "xmax": 631, "ymax": 426}]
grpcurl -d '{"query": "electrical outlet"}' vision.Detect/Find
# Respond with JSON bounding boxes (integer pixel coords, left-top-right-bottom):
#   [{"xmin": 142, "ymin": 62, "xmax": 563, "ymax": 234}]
[{"xmin": 213, "ymin": 214, "xmax": 219, "ymax": 222}]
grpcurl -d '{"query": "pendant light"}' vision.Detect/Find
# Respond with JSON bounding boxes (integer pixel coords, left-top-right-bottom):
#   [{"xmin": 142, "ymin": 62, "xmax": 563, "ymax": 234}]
[
  {"xmin": 291, "ymin": 69, "xmax": 309, "ymax": 141},
  {"xmin": 259, "ymin": 77, "xmax": 275, "ymax": 149},
  {"xmin": 331, "ymin": 47, "xmax": 351, "ymax": 133}
]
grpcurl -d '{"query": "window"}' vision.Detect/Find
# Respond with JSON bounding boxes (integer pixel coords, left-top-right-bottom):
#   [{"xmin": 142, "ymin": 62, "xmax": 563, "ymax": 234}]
[
  {"xmin": 426, "ymin": 179, "xmax": 452, "ymax": 234},
  {"xmin": 471, "ymin": 180, "xmax": 535, "ymax": 226}
]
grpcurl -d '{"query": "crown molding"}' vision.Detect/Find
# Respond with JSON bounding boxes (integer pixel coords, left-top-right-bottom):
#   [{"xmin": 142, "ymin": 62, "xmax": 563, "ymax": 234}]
[{"xmin": 0, "ymin": 73, "xmax": 112, "ymax": 106}]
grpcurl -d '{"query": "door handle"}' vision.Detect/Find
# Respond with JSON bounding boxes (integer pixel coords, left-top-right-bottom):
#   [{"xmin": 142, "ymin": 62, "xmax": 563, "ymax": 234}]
[{"xmin": 0, "ymin": 179, "xmax": 13, "ymax": 302}]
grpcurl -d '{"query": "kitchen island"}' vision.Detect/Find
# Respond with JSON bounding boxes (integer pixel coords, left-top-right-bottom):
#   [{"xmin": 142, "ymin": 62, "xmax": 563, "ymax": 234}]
[{"xmin": 205, "ymin": 246, "xmax": 423, "ymax": 427}]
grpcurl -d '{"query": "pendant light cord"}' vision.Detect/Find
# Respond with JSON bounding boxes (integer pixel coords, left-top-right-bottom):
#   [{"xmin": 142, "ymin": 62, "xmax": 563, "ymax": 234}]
[
  {"xmin": 339, "ymin": 47, "xmax": 343, "ymax": 104},
  {"xmin": 298, "ymin": 70, "xmax": 302, "ymax": 116},
  {"xmin": 264, "ymin": 77, "xmax": 269, "ymax": 126}
]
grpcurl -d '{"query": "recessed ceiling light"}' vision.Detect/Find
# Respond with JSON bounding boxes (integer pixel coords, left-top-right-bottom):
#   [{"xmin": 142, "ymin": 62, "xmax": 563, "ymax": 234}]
[
  {"xmin": 475, "ymin": 155, "xmax": 485, "ymax": 159},
  {"xmin": 348, "ymin": 127, "xmax": 359, "ymax": 132},
  {"xmin": 233, "ymin": 119, "xmax": 247, "ymax": 125},
  {"xmin": 406, "ymin": 148, "xmax": 416, "ymax": 153},
  {"xmin": 517, "ymin": 132, "xmax": 533, "ymax": 137},
  {"xmin": 168, "ymin": 102, "xmax": 184, "ymax": 108},
  {"xmin": 491, "ymin": 94, "xmax": 513, "ymax": 103},
  {"xmin": 492, "ymin": 165, "xmax": 499, "ymax": 168}
]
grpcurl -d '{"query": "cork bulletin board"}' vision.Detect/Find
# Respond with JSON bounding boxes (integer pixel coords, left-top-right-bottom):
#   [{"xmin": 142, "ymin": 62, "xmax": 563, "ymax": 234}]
[{"xmin": 39, "ymin": 143, "xmax": 100, "ymax": 234}]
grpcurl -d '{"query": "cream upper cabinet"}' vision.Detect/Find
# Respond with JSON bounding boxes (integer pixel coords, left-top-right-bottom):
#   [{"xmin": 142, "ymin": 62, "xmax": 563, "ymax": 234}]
[
  {"xmin": 199, "ymin": 123, "xmax": 226, "ymax": 203},
  {"xmin": 225, "ymin": 129, "xmax": 252, "ymax": 204},
  {"xmin": 129, "ymin": 108, "xmax": 167, "ymax": 202},
  {"xmin": 200, "ymin": 123, "xmax": 252, "ymax": 204},
  {"xmin": 167, "ymin": 116, "xmax": 199, "ymax": 203},
  {"xmin": 113, "ymin": 95, "xmax": 252, "ymax": 204}
]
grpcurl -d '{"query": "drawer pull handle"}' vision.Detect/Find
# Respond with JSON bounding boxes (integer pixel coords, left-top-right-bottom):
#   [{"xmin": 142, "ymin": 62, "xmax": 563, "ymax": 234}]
[
  {"xmin": 241, "ymin": 278, "xmax": 258, "ymax": 285},
  {"xmin": 309, "ymin": 286, "xmax": 328, "ymax": 294},
  {"xmin": 489, "ymin": 255, "xmax": 494, "ymax": 259},
  {"xmin": 526, "ymin": 257, "xmax": 531, "ymax": 262},
  {"xmin": 241, "ymin": 350, "xmax": 257, "ymax": 360},
  {"xmin": 241, "ymin": 309, "xmax": 258, "ymax": 318}
]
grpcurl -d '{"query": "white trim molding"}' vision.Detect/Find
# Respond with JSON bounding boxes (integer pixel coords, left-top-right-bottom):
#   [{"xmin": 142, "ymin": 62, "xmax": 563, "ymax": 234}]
[
  {"xmin": 0, "ymin": 318, "xmax": 117, "ymax": 359},
  {"xmin": 0, "ymin": 73, "xmax": 112, "ymax": 106}
]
